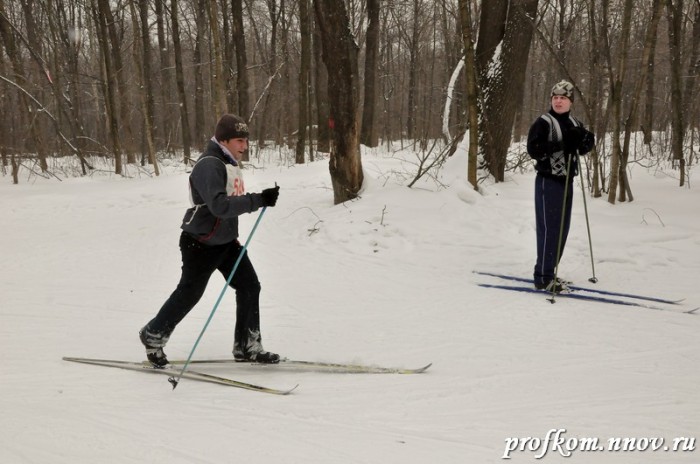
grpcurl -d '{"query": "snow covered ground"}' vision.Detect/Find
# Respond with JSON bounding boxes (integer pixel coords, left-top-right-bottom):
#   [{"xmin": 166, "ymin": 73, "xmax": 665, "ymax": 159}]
[{"xmin": 1, "ymin": 145, "xmax": 698, "ymax": 464}]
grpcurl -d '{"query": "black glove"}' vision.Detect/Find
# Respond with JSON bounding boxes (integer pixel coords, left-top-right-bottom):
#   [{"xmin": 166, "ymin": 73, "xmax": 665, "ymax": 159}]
[
  {"xmin": 261, "ymin": 185, "xmax": 280, "ymax": 207},
  {"xmin": 563, "ymin": 126, "xmax": 587, "ymax": 154}
]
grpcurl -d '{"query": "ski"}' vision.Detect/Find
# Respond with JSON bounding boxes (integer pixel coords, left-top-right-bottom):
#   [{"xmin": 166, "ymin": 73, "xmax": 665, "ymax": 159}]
[
  {"xmin": 165, "ymin": 358, "xmax": 432, "ymax": 374},
  {"xmin": 474, "ymin": 271, "xmax": 684, "ymax": 305},
  {"xmin": 62, "ymin": 357, "xmax": 298, "ymax": 395},
  {"xmin": 477, "ymin": 283, "xmax": 698, "ymax": 314}
]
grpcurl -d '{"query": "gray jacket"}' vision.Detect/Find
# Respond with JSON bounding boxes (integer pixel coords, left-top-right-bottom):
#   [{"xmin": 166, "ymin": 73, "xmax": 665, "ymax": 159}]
[{"xmin": 181, "ymin": 140, "xmax": 265, "ymax": 245}]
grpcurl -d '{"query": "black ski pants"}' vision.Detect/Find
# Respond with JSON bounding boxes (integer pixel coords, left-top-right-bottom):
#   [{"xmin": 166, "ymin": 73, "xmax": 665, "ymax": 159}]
[{"xmin": 146, "ymin": 232, "xmax": 261, "ymax": 346}]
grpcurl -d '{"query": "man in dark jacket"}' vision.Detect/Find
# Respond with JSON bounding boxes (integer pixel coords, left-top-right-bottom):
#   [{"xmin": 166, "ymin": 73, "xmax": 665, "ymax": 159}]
[
  {"xmin": 527, "ymin": 81, "xmax": 595, "ymax": 293},
  {"xmin": 140, "ymin": 114, "xmax": 281, "ymax": 367}
]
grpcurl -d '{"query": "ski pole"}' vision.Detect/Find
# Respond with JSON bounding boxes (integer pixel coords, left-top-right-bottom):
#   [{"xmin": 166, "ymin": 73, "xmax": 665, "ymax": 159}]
[
  {"xmin": 169, "ymin": 206, "xmax": 268, "ymax": 390},
  {"xmin": 577, "ymin": 152, "xmax": 598, "ymax": 283},
  {"xmin": 549, "ymin": 152, "xmax": 574, "ymax": 303}
]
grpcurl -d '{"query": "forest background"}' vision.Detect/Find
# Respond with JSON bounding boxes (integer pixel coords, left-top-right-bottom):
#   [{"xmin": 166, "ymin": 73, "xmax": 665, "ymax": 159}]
[{"xmin": 0, "ymin": 0, "xmax": 698, "ymax": 204}]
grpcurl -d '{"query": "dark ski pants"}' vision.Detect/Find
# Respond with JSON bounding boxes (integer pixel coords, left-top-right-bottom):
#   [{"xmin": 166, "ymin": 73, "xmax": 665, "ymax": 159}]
[
  {"xmin": 146, "ymin": 232, "xmax": 261, "ymax": 347},
  {"xmin": 533, "ymin": 173, "xmax": 573, "ymax": 287}
]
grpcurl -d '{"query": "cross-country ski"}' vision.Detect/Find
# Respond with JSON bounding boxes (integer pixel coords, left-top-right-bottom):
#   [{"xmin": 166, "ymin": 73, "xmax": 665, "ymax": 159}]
[{"xmin": 62, "ymin": 357, "xmax": 298, "ymax": 395}]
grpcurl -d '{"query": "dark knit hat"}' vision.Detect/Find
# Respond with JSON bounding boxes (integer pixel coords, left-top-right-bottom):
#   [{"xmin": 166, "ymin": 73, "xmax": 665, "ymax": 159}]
[
  {"xmin": 551, "ymin": 80, "xmax": 574, "ymax": 101},
  {"xmin": 215, "ymin": 114, "xmax": 249, "ymax": 141}
]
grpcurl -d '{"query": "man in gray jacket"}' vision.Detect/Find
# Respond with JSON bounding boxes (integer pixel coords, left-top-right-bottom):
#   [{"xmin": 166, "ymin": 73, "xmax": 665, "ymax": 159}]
[{"xmin": 139, "ymin": 114, "xmax": 280, "ymax": 367}]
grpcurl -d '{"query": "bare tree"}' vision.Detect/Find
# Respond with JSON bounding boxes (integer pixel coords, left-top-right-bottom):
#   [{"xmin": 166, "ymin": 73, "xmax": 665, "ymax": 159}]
[
  {"xmin": 476, "ymin": 0, "xmax": 540, "ymax": 182},
  {"xmin": 155, "ymin": 0, "xmax": 175, "ymax": 146},
  {"xmin": 361, "ymin": 0, "xmax": 380, "ymax": 148},
  {"xmin": 457, "ymin": 0, "xmax": 479, "ymax": 190},
  {"xmin": 232, "ymin": 0, "xmax": 250, "ymax": 118},
  {"xmin": 129, "ymin": 0, "xmax": 158, "ymax": 175},
  {"xmin": 0, "ymin": 0, "xmax": 48, "ymax": 171},
  {"xmin": 666, "ymin": 0, "xmax": 686, "ymax": 186},
  {"xmin": 0, "ymin": 0, "xmax": 697, "ymax": 198},
  {"xmin": 171, "ymin": 0, "xmax": 192, "ymax": 164},
  {"xmin": 296, "ymin": 0, "xmax": 311, "ymax": 164},
  {"xmin": 605, "ymin": 0, "xmax": 634, "ymax": 203},
  {"xmin": 92, "ymin": 0, "xmax": 123, "ymax": 174},
  {"xmin": 619, "ymin": 0, "xmax": 665, "ymax": 201},
  {"xmin": 313, "ymin": 0, "xmax": 364, "ymax": 204},
  {"xmin": 209, "ymin": 0, "xmax": 227, "ymax": 116},
  {"xmin": 255, "ymin": 0, "xmax": 282, "ymax": 145},
  {"xmin": 193, "ymin": 0, "xmax": 207, "ymax": 143},
  {"xmin": 137, "ymin": 0, "xmax": 158, "ymax": 155},
  {"xmin": 683, "ymin": 0, "xmax": 700, "ymax": 133},
  {"xmin": 407, "ymin": 0, "xmax": 425, "ymax": 140},
  {"xmin": 313, "ymin": 13, "xmax": 331, "ymax": 153}
]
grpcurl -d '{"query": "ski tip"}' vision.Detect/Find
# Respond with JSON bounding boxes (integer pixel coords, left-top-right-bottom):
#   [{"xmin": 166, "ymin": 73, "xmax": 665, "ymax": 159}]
[
  {"xmin": 284, "ymin": 384, "xmax": 300, "ymax": 395},
  {"xmin": 685, "ymin": 307, "xmax": 700, "ymax": 315},
  {"xmin": 395, "ymin": 363, "xmax": 433, "ymax": 374},
  {"xmin": 418, "ymin": 363, "xmax": 433, "ymax": 373},
  {"xmin": 268, "ymin": 384, "xmax": 299, "ymax": 395}
]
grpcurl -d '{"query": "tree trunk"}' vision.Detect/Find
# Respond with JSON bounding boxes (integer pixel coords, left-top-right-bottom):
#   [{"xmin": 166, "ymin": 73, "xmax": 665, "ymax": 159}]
[
  {"xmin": 155, "ymin": 0, "xmax": 173, "ymax": 147},
  {"xmin": 586, "ymin": 0, "xmax": 602, "ymax": 197},
  {"xmin": 313, "ymin": 0, "xmax": 364, "ymax": 204},
  {"xmin": 93, "ymin": 0, "xmax": 122, "ymax": 175},
  {"xmin": 458, "ymin": 0, "xmax": 479, "ymax": 190},
  {"xmin": 220, "ymin": 1, "xmax": 235, "ymax": 112},
  {"xmin": 209, "ymin": 0, "xmax": 227, "ymax": 117},
  {"xmin": 172, "ymin": 0, "xmax": 192, "ymax": 164},
  {"xmin": 666, "ymin": 0, "xmax": 686, "ymax": 187},
  {"xmin": 476, "ymin": 0, "xmax": 540, "ymax": 182},
  {"xmin": 620, "ymin": 0, "xmax": 664, "ymax": 202},
  {"xmin": 18, "ymin": 0, "xmax": 49, "ymax": 171},
  {"xmin": 193, "ymin": 0, "xmax": 207, "ymax": 144},
  {"xmin": 313, "ymin": 16, "xmax": 331, "ymax": 153},
  {"xmin": 683, "ymin": 1, "xmax": 700, "ymax": 133},
  {"xmin": 139, "ymin": 0, "xmax": 157, "ymax": 151},
  {"xmin": 296, "ymin": 0, "xmax": 311, "ymax": 164},
  {"xmin": 361, "ymin": 0, "xmax": 380, "ymax": 148},
  {"xmin": 257, "ymin": 0, "xmax": 280, "ymax": 146},
  {"xmin": 102, "ymin": 0, "xmax": 136, "ymax": 163},
  {"xmin": 642, "ymin": 0, "xmax": 661, "ymax": 147},
  {"xmin": 475, "ymin": 1, "xmax": 508, "ymax": 74},
  {"xmin": 129, "ymin": 0, "xmax": 158, "ymax": 175},
  {"xmin": 279, "ymin": 1, "xmax": 291, "ymax": 146},
  {"xmin": 232, "ymin": 0, "xmax": 250, "ymax": 119},
  {"xmin": 406, "ymin": 0, "xmax": 422, "ymax": 141}
]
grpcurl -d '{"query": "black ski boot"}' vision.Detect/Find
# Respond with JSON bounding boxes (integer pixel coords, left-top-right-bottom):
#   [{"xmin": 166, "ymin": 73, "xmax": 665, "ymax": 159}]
[
  {"xmin": 233, "ymin": 338, "xmax": 280, "ymax": 364},
  {"xmin": 139, "ymin": 326, "xmax": 171, "ymax": 368},
  {"xmin": 535, "ymin": 278, "xmax": 570, "ymax": 294},
  {"xmin": 234, "ymin": 350, "xmax": 281, "ymax": 364}
]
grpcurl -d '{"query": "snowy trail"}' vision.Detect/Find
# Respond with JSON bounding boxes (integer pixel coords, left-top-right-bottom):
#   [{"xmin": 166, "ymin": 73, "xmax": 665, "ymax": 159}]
[{"xmin": 2, "ymin": 150, "xmax": 699, "ymax": 463}]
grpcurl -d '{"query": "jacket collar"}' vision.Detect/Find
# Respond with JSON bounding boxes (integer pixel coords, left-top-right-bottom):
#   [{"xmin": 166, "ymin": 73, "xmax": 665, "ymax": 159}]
[
  {"xmin": 548, "ymin": 107, "xmax": 571, "ymax": 121},
  {"xmin": 208, "ymin": 137, "xmax": 237, "ymax": 165}
]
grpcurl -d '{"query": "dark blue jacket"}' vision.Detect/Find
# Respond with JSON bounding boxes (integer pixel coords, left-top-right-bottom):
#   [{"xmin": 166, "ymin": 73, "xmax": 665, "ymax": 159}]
[{"xmin": 181, "ymin": 140, "xmax": 265, "ymax": 245}]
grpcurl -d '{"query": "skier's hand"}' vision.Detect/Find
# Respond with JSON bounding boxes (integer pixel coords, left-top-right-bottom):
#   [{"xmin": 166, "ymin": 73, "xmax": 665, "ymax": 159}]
[
  {"xmin": 577, "ymin": 127, "xmax": 594, "ymax": 154},
  {"xmin": 261, "ymin": 185, "xmax": 280, "ymax": 207},
  {"xmin": 563, "ymin": 126, "xmax": 586, "ymax": 154}
]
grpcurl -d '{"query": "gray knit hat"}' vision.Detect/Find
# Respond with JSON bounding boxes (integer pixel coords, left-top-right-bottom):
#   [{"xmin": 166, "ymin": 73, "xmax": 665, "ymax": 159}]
[{"xmin": 551, "ymin": 80, "xmax": 574, "ymax": 101}]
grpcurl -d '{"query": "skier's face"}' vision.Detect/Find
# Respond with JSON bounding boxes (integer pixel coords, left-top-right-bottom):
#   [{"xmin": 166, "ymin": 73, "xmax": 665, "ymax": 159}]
[
  {"xmin": 221, "ymin": 137, "xmax": 249, "ymax": 162},
  {"xmin": 551, "ymin": 95, "xmax": 572, "ymax": 114}
]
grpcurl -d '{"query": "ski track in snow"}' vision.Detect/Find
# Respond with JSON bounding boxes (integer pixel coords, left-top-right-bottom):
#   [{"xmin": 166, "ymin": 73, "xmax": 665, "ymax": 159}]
[{"xmin": 1, "ymin": 148, "xmax": 699, "ymax": 463}]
